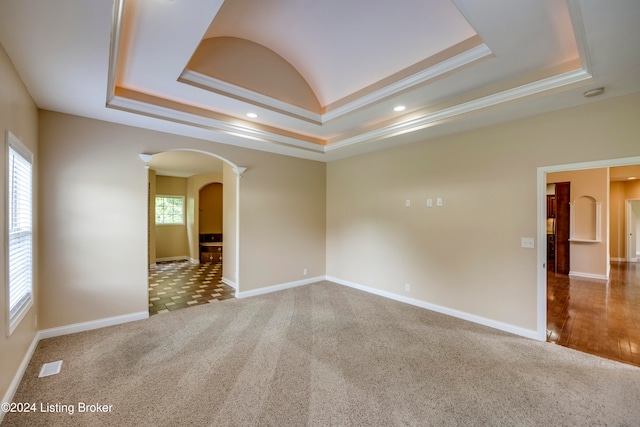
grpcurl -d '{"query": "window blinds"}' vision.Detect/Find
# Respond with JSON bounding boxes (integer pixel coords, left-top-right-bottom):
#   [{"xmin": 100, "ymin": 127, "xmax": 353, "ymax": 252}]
[{"xmin": 8, "ymin": 140, "xmax": 33, "ymax": 327}]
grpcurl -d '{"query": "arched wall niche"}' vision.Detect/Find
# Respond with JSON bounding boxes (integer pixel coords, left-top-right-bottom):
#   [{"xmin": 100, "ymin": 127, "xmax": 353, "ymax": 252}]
[{"xmin": 570, "ymin": 195, "xmax": 601, "ymax": 242}]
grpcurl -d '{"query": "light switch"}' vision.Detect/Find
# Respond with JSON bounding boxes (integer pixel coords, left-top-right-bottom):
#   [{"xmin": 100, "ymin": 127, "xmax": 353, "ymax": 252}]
[
  {"xmin": 426, "ymin": 198, "xmax": 433, "ymax": 207},
  {"xmin": 436, "ymin": 198, "xmax": 443, "ymax": 207},
  {"xmin": 405, "ymin": 199, "xmax": 411, "ymax": 207},
  {"xmin": 521, "ymin": 237, "xmax": 535, "ymax": 249}
]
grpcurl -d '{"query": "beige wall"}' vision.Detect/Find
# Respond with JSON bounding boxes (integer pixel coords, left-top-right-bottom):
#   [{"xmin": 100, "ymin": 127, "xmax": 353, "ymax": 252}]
[
  {"xmin": 239, "ymin": 151, "xmax": 326, "ymax": 290},
  {"xmin": 610, "ymin": 179, "xmax": 640, "ymax": 260},
  {"xmin": 223, "ymin": 163, "xmax": 238, "ymax": 285},
  {"xmin": 38, "ymin": 110, "xmax": 326, "ymax": 329},
  {"xmin": 0, "ymin": 44, "xmax": 39, "ymax": 404},
  {"xmin": 548, "ymin": 168, "xmax": 609, "ymax": 277},
  {"xmin": 327, "ymin": 93, "xmax": 640, "ymax": 332},
  {"xmin": 148, "ymin": 169, "xmax": 157, "ymax": 264},
  {"xmin": 155, "ymin": 175, "xmax": 189, "ymax": 260},
  {"xmin": 626, "ymin": 180, "xmax": 640, "ymax": 199},
  {"xmin": 199, "ymin": 183, "xmax": 223, "ymax": 234}
]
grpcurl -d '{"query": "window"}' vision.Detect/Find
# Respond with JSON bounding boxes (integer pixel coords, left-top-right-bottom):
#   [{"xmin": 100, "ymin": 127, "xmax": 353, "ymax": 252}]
[
  {"xmin": 155, "ymin": 195, "xmax": 185, "ymax": 225},
  {"xmin": 6, "ymin": 132, "xmax": 33, "ymax": 335}
]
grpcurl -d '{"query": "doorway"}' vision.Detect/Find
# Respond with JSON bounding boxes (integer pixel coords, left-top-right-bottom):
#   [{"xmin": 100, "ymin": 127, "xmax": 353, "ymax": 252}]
[
  {"xmin": 626, "ymin": 200, "xmax": 640, "ymax": 262},
  {"xmin": 538, "ymin": 157, "xmax": 640, "ymax": 366},
  {"xmin": 143, "ymin": 150, "xmax": 242, "ymax": 314}
]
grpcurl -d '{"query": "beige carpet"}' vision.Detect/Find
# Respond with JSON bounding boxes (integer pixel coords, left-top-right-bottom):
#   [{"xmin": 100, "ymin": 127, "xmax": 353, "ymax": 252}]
[{"xmin": 3, "ymin": 281, "xmax": 640, "ymax": 426}]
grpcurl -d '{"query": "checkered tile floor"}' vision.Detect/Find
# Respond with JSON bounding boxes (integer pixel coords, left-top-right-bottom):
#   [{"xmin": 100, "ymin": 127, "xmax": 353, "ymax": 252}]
[{"xmin": 148, "ymin": 260, "xmax": 235, "ymax": 316}]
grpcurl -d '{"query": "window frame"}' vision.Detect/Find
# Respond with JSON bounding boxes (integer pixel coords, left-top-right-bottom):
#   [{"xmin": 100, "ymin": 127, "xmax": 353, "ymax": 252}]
[
  {"xmin": 5, "ymin": 131, "xmax": 34, "ymax": 336},
  {"xmin": 155, "ymin": 194, "xmax": 185, "ymax": 225}
]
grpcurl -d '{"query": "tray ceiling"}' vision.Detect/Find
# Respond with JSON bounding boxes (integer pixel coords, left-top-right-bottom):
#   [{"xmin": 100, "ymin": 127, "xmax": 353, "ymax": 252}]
[{"xmin": 1, "ymin": 0, "xmax": 639, "ymax": 161}]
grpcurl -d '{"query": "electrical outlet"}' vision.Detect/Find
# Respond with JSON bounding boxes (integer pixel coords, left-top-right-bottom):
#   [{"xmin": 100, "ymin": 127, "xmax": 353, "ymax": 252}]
[
  {"xmin": 426, "ymin": 198, "xmax": 433, "ymax": 207},
  {"xmin": 303, "ymin": 268, "xmax": 307, "ymax": 276},
  {"xmin": 521, "ymin": 237, "xmax": 535, "ymax": 249},
  {"xmin": 405, "ymin": 283, "xmax": 411, "ymax": 292}
]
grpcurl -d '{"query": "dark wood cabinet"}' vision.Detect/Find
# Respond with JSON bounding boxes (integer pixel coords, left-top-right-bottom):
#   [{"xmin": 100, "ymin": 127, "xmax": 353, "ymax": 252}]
[
  {"xmin": 554, "ymin": 182, "xmax": 570, "ymax": 275},
  {"xmin": 200, "ymin": 243, "xmax": 222, "ymax": 264}
]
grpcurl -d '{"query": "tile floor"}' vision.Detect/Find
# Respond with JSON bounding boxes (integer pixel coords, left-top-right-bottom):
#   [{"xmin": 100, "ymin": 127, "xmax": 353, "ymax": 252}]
[
  {"xmin": 547, "ymin": 261, "xmax": 640, "ymax": 366},
  {"xmin": 148, "ymin": 260, "xmax": 235, "ymax": 315}
]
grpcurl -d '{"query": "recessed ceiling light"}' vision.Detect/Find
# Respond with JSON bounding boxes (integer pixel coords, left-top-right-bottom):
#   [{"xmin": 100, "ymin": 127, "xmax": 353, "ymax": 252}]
[
  {"xmin": 583, "ymin": 87, "xmax": 605, "ymax": 98},
  {"xmin": 246, "ymin": 113, "xmax": 258, "ymax": 118},
  {"xmin": 628, "ymin": 176, "xmax": 637, "ymax": 180},
  {"xmin": 393, "ymin": 106, "xmax": 406, "ymax": 112}
]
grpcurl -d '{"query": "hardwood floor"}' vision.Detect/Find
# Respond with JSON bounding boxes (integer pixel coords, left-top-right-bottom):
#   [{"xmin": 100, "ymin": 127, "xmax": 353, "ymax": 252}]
[{"xmin": 547, "ymin": 261, "xmax": 640, "ymax": 366}]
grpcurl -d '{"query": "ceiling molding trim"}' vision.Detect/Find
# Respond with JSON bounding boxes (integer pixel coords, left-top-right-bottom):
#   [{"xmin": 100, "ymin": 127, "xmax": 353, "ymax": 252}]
[
  {"xmin": 179, "ymin": 69, "xmax": 323, "ymax": 125},
  {"xmin": 180, "ymin": 43, "xmax": 492, "ymax": 126},
  {"xmin": 107, "ymin": 95, "xmax": 326, "ymax": 154},
  {"xmin": 566, "ymin": 0, "xmax": 592, "ymax": 75},
  {"xmin": 106, "ymin": 0, "xmax": 125, "ymax": 104},
  {"xmin": 327, "ymin": 68, "xmax": 592, "ymax": 152},
  {"xmin": 322, "ymin": 43, "xmax": 493, "ymax": 122}
]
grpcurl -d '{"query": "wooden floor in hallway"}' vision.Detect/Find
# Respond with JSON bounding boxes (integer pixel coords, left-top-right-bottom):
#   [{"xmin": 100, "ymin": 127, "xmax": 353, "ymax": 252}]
[{"xmin": 547, "ymin": 261, "xmax": 640, "ymax": 366}]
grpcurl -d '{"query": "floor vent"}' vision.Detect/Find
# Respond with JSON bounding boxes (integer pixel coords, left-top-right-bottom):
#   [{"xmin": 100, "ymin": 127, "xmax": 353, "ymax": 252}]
[{"xmin": 39, "ymin": 360, "xmax": 63, "ymax": 378}]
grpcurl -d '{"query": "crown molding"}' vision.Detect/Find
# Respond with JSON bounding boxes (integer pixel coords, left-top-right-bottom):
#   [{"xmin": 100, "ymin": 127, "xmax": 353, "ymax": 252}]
[
  {"xmin": 326, "ymin": 68, "xmax": 592, "ymax": 152},
  {"xmin": 107, "ymin": 95, "xmax": 325, "ymax": 154},
  {"xmin": 566, "ymin": 0, "xmax": 592, "ymax": 75},
  {"xmin": 322, "ymin": 43, "xmax": 492, "ymax": 122},
  {"xmin": 106, "ymin": 0, "xmax": 125, "ymax": 104},
  {"xmin": 179, "ymin": 69, "xmax": 323, "ymax": 125},
  {"xmin": 109, "ymin": 65, "xmax": 591, "ymax": 159},
  {"xmin": 179, "ymin": 43, "xmax": 492, "ymax": 125}
]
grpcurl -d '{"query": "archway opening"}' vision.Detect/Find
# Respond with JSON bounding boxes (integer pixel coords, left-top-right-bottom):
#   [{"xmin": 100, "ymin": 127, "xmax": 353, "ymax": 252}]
[{"xmin": 142, "ymin": 150, "xmax": 241, "ymax": 315}]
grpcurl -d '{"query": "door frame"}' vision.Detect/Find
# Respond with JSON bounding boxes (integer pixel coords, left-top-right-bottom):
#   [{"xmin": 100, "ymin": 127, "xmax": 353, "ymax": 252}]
[
  {"xmin": 626, "ymin": 199, "xmax": 640, "ymax": 262},
  {"xmin": 536, "ymin": 155, "xmax": 640, "ymax": 341},
  {"xmin": 141, "ymin": 150, "xmax": 244, "ymax": 294}
]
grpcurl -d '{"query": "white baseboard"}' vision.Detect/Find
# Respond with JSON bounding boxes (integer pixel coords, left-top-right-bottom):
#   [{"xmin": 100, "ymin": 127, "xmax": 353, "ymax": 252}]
[
  {"xmin": 326, "ymin": 276, "xmax": 539, "ymax": 341},
  {"xmin": 1, "ymin": 310, "xmax": 149, "ymax": 421},
  {"xmin": 38, "ymin": 311, "xmax": 149, "ymax": 340},
  {"xmin": 235, "ymin": 276, "xmax": 325, "ymax": 299},
  {"xmin": 221, "ymin": 277, "xmax": 236, "ymax": 289},
  {"xmin": 610, "ymin": 257, "xmax": 625, "ymax": 262},
  {"xmin": 568, "ymin": 271, "xmax": 609, "ymax": 282},
  {"xmin": 0, "ymin": 333, "xmax": 40, "ymax": 424}
]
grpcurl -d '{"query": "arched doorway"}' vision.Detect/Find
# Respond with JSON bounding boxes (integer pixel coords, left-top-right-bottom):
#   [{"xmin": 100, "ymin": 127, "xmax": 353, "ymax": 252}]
[{"xmin": 140, "ymin": 150, "xmax": 244, "ymax": 314}]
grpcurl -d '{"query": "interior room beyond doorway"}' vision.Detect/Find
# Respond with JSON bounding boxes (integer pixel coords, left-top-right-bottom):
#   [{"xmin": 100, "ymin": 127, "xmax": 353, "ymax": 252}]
[
  {"xmin": 146, "ymin": 150, "xmax": 237, "ymax": 315},
  {"xmin": 544, "ymin": 163, "xmax": 640, "ymax": 366}
]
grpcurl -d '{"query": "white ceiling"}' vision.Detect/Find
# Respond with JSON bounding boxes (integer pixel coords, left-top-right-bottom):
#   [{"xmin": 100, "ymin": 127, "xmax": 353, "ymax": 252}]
[
  {"xmin": 204, "ymin": 0, "xmax": 477, "ymax": 106},
  {"xmin": 1, "ymin": 0, "xmax": 639, "ymax": 164},
  {"xmin": 149, "ymin": 151, "xmax": 223, "ymax": 178}
]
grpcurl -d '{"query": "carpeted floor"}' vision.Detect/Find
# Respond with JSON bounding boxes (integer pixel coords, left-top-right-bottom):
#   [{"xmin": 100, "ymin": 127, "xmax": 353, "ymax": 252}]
[{"xmin": 4, "ymin": 281, "xmax": 640, "ymax": 426}]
